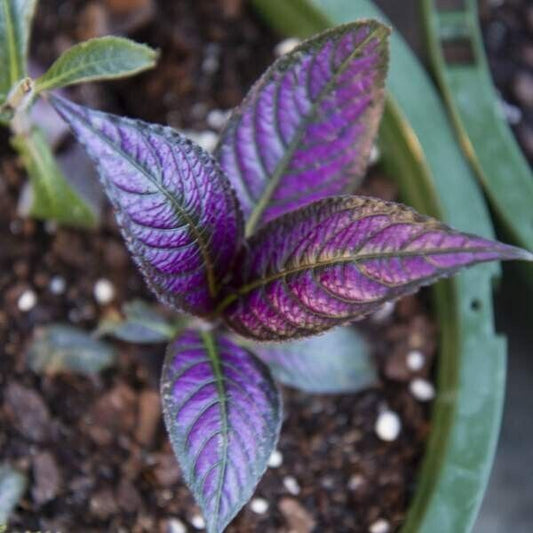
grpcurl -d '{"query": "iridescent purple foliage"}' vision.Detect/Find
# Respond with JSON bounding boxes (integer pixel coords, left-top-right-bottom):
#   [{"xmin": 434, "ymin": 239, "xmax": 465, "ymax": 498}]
[
  {"xmin": 52, "ymin": 19, "xmax": 533, "ymax": 533},
  {"xmin": 52, "ymin": 96, "xmax": 243, "ymax": 317},
  {"xmin": 221, "ymin": 196, "xmax": 531, "ymax": 340},
  {"xmin": 216, "ymin": 21, "xmax": 389, "ymax": 233},
  {"xmin": 162, "ymin": 330, "xmax": 281, "ymax": 533}
]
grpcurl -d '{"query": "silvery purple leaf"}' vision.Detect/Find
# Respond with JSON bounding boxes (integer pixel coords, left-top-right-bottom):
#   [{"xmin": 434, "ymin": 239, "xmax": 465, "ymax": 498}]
[
  {"xmin": 253, "ymin": 326, "xmax": 376, "ymax": 393},
  {"xmin": 52, "ymin": 96, "xmax": 243, "ymax": 316},
  {"xmin": 220, "ymin": 196, "xmax": 533, "ymax": 341},
  {"xmin": 215, "ymin": 20, "xmax": 389, "ymax": 234},
  {"xmin": 161, "ymin": 330, "xmax": 281, "ymax": 533}
]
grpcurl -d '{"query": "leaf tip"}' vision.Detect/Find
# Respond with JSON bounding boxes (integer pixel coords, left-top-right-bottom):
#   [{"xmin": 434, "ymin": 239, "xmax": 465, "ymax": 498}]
[
  {"xmin": 493, "ymin": 241, "xmax": 533, "ymax": 263},
  {"xmin": 149, "ymin": 46, "xmax": 161, "ymax": 62},
  {"xmin": 369, "ymin": 18, "xmax": 392, "ymax": 35},
  {"xmin": 355, "ymin": 18, "xmax": 392, "ymax": 43},
  {"xmin": 517, "ymin": 248, "xmax": 533, "ymax": 262}
]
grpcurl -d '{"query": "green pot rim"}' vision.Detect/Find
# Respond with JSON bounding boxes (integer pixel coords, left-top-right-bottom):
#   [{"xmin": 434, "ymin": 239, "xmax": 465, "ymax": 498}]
[
  {"xmin": 419, "ymin": 0, "xmax": 533, "ymax": 286},
  {"xmin": 250, "ymin": 1, "xmax": 506, "ymax": 531}
]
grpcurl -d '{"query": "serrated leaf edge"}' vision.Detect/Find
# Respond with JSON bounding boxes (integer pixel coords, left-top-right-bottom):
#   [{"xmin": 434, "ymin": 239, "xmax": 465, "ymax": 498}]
[
  {"xmin": 216, "ymin": 19, "xmax": 391, "ymax": 236},
  {"xmin": 217, "ymin": 195, "xmax": 533, "ymax": 335},
  {"xmin": 52, "ymin": 96, "xmax": 245, "ymax": 306},
  {"xmin": 161, "ymin": 332, "xmax": 282, "ymax": 533}
]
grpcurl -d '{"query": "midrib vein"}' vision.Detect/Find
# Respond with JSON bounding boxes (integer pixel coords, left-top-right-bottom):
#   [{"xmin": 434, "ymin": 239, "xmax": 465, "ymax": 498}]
[
  {"xmin": 71, "ymin": 110, "xmax": 218, "ymax": 296},
  {"xmin": 201, "ymin": 331, "xmax": 229, "ymax": 525},
  {"xmin": 214, "ymin": 243, "xmax": 498, "ymax": 314},
  {"xmin": 245, "ymin": 27, "xmax": 383, "ymax": 236}
]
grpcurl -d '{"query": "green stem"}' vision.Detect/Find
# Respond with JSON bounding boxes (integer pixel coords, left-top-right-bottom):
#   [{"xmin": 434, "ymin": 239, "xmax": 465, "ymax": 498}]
[{"xmin": 2, "ymin": 0, "xmax": 21, "ymax": 85}]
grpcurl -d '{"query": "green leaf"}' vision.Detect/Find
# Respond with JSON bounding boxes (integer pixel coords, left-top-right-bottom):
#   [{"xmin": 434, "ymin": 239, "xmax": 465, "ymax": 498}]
[
  {"xmin": 96, "ymin": 300, "xmax": 182, "ymax": 344},
  {"xmin": 0, "ymin": 463, "xmax": 26, "ymax": 526},
  {"xmin": 35, "ymin": 36, "xmax": 158, "ymax": 93},
  {"xmin": 0, "ymin": 0, "xmax": 36, "ymax": 102},
  {"xmin": 11, "ymin": 126, "xmax": 98, "ymax": 227},
  {"xmin": 252, "ymin": 326, "xmax": 376, "ymax": 393},
  {"xmin": 27, "ymin": 324, "xmax": 117, "ymax": 375}
]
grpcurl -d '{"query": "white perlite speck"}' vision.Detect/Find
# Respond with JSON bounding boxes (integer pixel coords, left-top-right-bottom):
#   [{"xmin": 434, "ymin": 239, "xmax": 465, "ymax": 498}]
[
  {"xmin": 190, "ymin": 514, "xmax": 205, "ymax": 530},
  {"xmin": 409, "ymin": 378, "xmax": 436, "ymax": 402},
  {"xmin": 167, "ymin": 518, "xmax": 187, "ymax": 533},
  {"xmin": 49, "ymin": 275, "xmax": 66, "ymax": 295},
  {"xmin": 17, "ymin": 289, "xmax": 37, "ymax": 312},
  {"xmin": 183, "ymin": 130, "xmax": 219, "ymax": 153},
  {"xmin": 206, "ymin": 109, "xmax": 229, "ymax": 131},
  {"xmin": 374, "ymin": 410, "xmax": 401, "ymax": 442},
  {"xmin": 371, "ymin": 301, "xmax": 395, "ymax": 323},
  {"xmin": 267, "ymin": 449, "xmax": 283, "ymax": 468},
  {"xmin": 93, "ymin": 278, "xmax": 115, "ymax": 305},
  {"xmin": 369, "ymin": 144, "xmax": 381, "ymax": 165},
  {"xmin": 202, "ymin": 55, "xmax": 219, "ymax": 74},
  {"xmin": 348, "ymin": 474, "xmax": 364, "ymax": 491},
  {"xmin": 369, "ymin": 518, "xmax": 391, "ymax": 533},
  {"xmin": 406, "ymin": 350, "xmax": 425, "ymax": 371},
  {"xmin": 202, "ymin": 43, "xmax": 220, "ymax": 75},
  {"xmin": 195, "ymin": 131, "xmax": 218, "ymax": 153},
  {"xmin": 250, "ymin": 497, "xmax": 269, "ymax": 514},
  {"xmin": 283, "ymin": 476, "xmax": 301, "ymax": 495},
  {"xmin": 274, "ymin": 38, "xmax": 301, "ymax": 57}
]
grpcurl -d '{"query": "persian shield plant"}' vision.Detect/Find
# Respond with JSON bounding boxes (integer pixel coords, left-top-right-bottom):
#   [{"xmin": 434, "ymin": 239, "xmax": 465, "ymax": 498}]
[
  {"xmin": 49, "ymin": 20, "xmax": 533, "ymax": 533},
  {"xmin": 0, "ymin": 0, "xmax": 158, "ymax": 227}
]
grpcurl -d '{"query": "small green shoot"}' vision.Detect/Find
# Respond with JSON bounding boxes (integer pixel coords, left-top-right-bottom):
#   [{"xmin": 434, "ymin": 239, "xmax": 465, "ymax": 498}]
[{"xmin": 0, "ymin": 0, "xmax": 158, "ymax": 228}]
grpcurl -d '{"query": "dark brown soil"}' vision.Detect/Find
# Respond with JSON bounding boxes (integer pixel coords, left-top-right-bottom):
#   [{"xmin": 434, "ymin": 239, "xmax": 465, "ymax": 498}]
[{"xmin": 1, "ymin": 1, "xmax": 438, "ymax": 532}]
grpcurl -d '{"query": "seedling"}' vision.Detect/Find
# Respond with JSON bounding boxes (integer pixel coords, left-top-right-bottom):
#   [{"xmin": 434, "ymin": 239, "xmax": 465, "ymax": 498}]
[
  {"xmin": 0, "ymin": 0, "xmax": 158, "ymax": 227},
  {"xmin": 50, "ymin": 20, "xmax": 532, "ymax": 532}
]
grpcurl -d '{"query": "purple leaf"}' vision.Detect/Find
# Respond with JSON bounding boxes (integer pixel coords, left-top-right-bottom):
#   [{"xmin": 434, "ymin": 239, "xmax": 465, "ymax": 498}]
[
  {"xmin": 252, "ymin": 326, "xmax": 376, "ymax": 393},
  {"xmin": 220, "ymin": 196, "xmax": 533, "ymax": 341},
  {"xmin": 215, "ymin": 21, "xmax": 389, "ymax": 235},
  {"xmin": 161, "ymin": 329, "xmax": 281, "ymax": 533},
  {"xmin": 51, "ymin": 96, "xmax": 243, "ymax": 316}
]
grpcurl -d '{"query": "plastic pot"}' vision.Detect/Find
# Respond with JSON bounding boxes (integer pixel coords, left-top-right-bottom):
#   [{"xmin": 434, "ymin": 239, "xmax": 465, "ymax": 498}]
[
  {"xmin": 420, "ymin": 0, "xmax": 533, "ymax": 289},
  {"xmin": 250, "ymin": 1, "xmax": 507, "ymax": 531}
]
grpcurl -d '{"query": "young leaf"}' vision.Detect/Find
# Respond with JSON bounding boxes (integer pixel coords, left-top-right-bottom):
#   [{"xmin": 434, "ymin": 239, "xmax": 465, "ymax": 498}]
[
  {"xmin": 12, "ymin": 127, "xmax": 98, "ymax": 227},
  {"xmin": 35, "ymin": 37, "xmax": 158, "ymax": 93},
  {"xmin": 26, "ymin": 324, "xmax": 116, "ymax": 375},
  {"xmin": 162, "ymin": 330, "xmax": 281, "ymax": 533},
  {"xmin": 0, "ymin": 0, "xmax": 36, "ymax": 101},
  {"xmin": 252, "ymin": 326, "xmax": 376, "ymax": 393},
  {"xmin": 215, "ymin": 20, "xmax": 389, "ymax": 234},
  {"xmin": 96, "ymin": 300, "xmax": 181, "ymax": 343},
  {"xmin": 220, "ymin": 196, "xmax": 533, "ymax": 341},
  {"xmin": 52, "ymin": 96, "xmax": 244, "ymax": 317}
]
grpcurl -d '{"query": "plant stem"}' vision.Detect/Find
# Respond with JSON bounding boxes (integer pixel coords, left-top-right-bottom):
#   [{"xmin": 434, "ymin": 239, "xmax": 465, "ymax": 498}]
[{"xmin": 5, "ymin": 76, "xmax": 34, "ymax": 137}]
